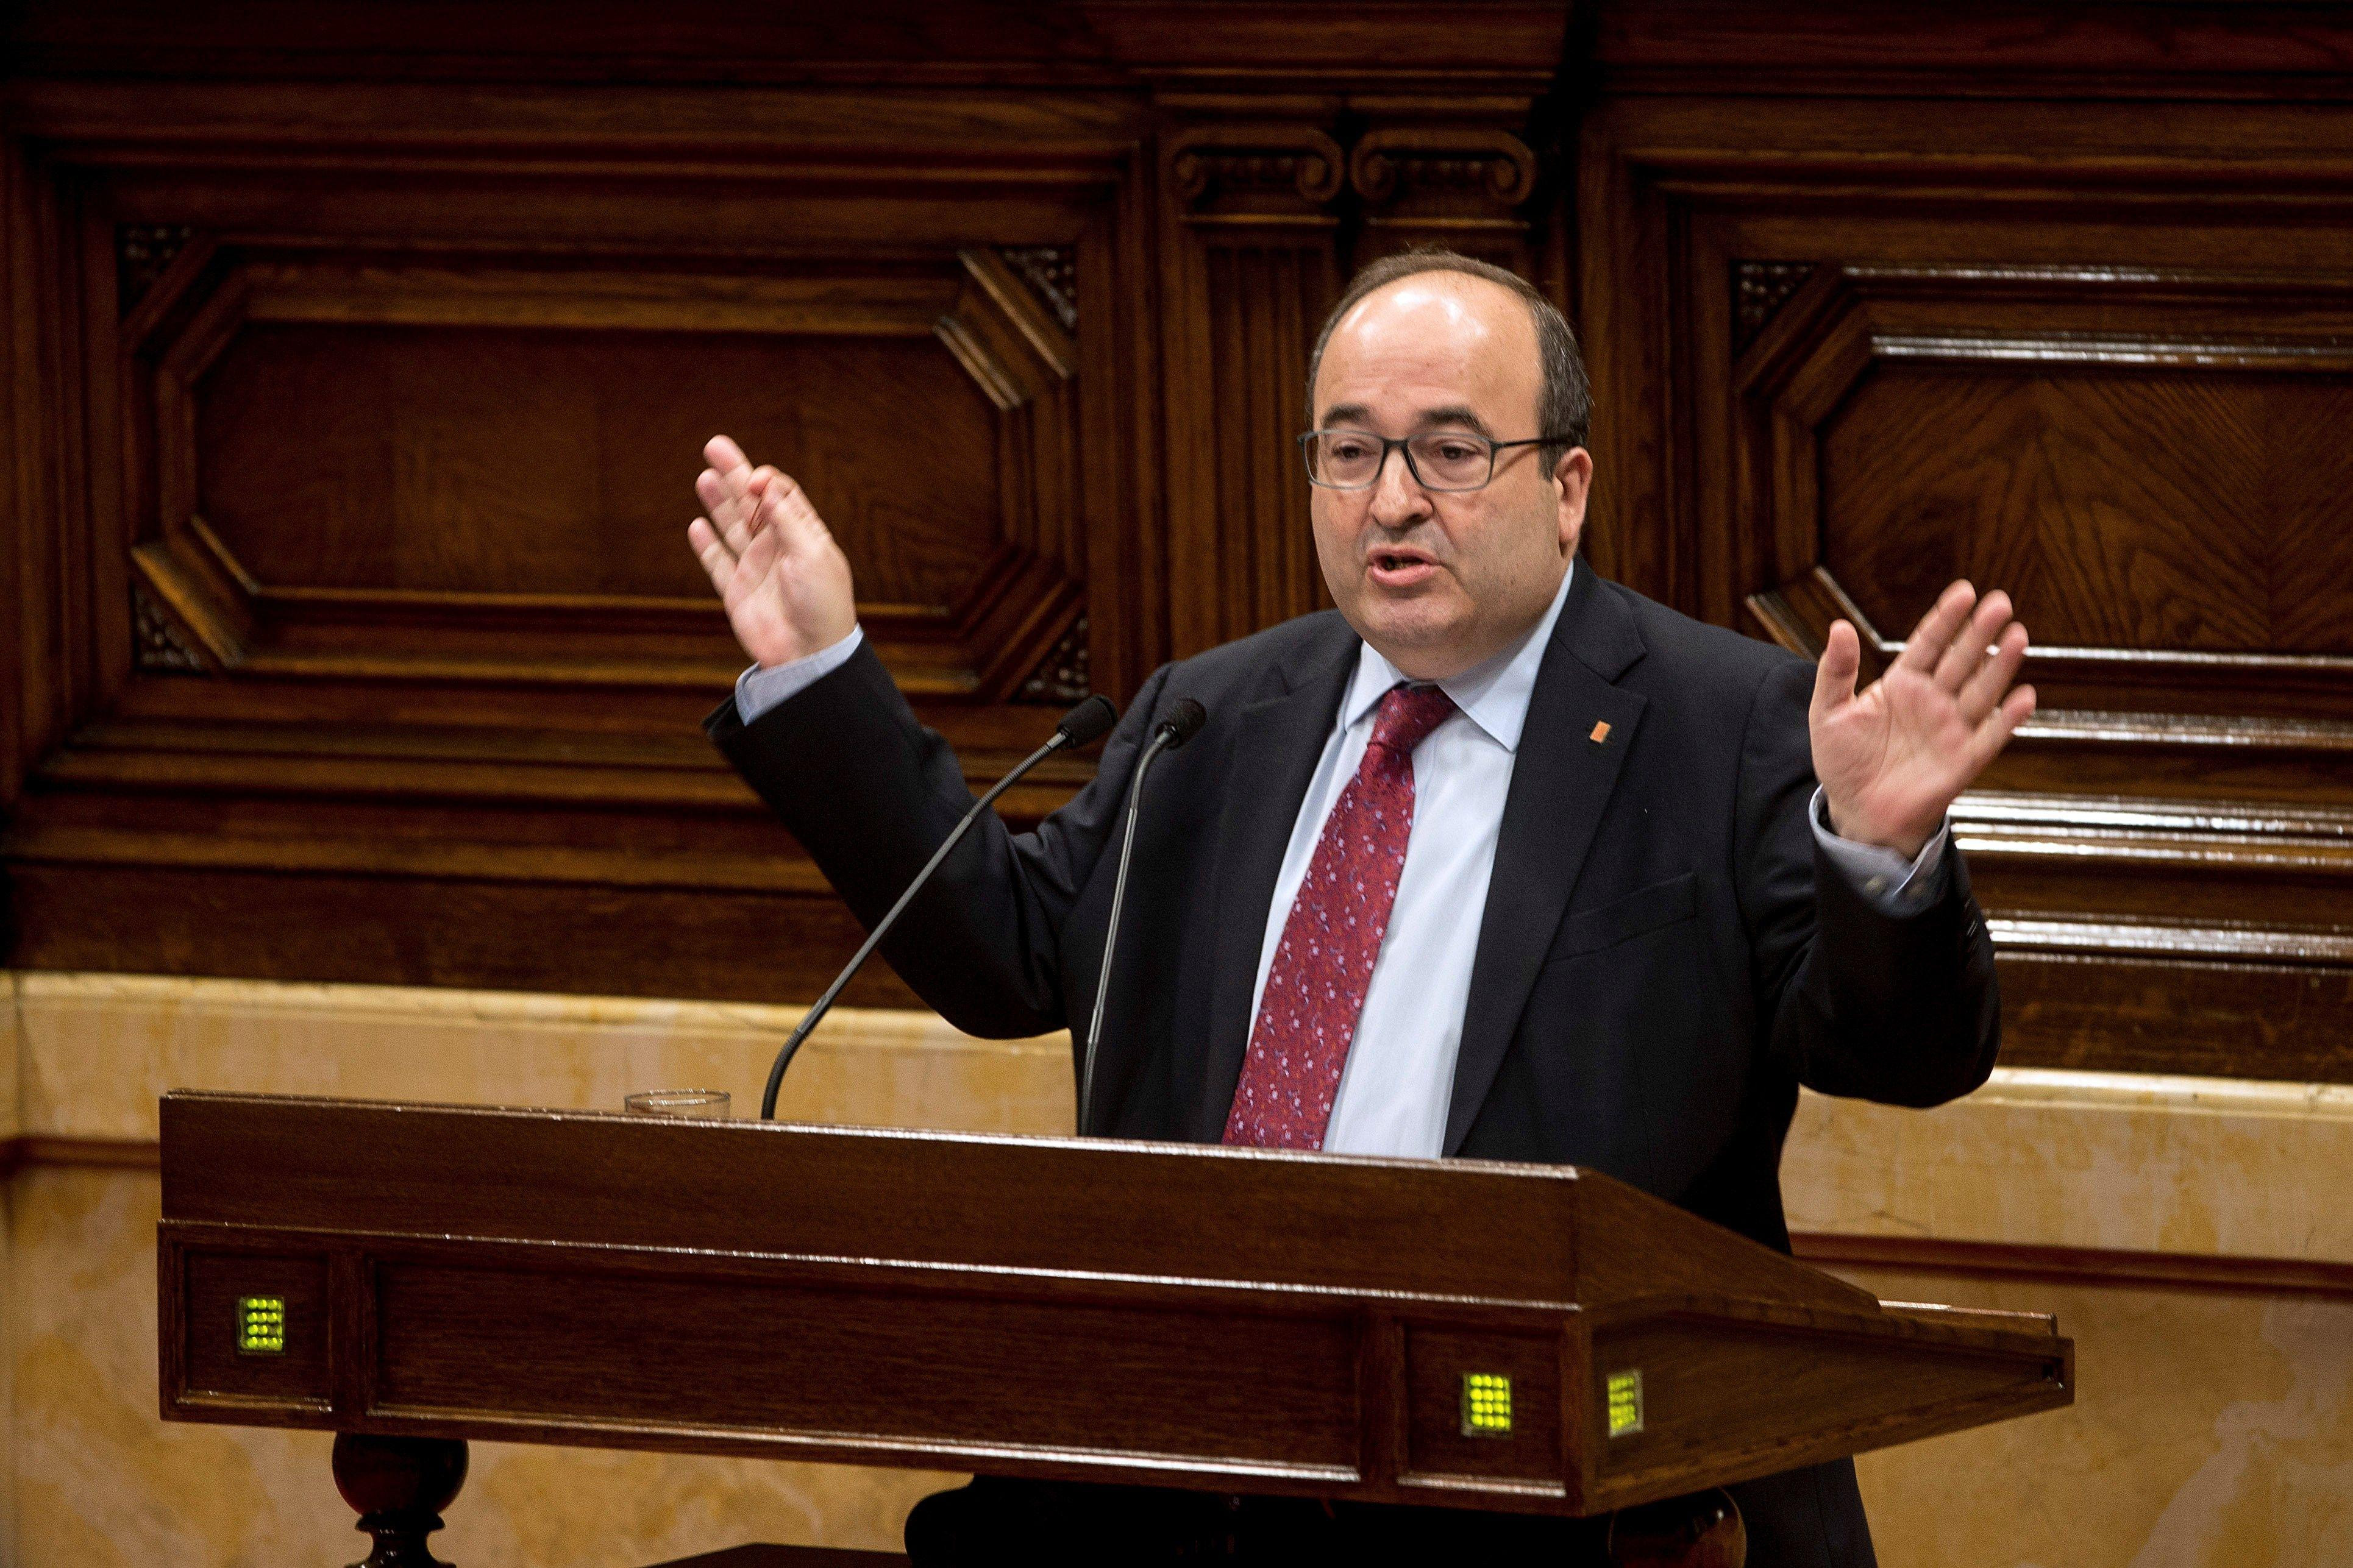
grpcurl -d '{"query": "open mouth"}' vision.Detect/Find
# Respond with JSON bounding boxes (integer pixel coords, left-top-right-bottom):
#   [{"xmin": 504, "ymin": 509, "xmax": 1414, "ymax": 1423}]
[{"xmin": 1368, "ymin": 549, "xmax": 1439, "ymax": 587}]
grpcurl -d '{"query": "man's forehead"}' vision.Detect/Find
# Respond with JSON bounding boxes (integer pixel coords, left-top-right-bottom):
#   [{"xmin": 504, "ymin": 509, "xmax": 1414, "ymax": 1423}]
[
  {"xmin": 1336, "ymin": 273, "xmax": 1527, "ymax": 352},
  {"xmin": 1315, "ymin": 272, "xmax": 1539, "ymax": 416}
]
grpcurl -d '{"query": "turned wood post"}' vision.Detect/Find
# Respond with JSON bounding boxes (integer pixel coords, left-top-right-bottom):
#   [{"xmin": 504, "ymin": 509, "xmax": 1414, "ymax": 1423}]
[
  {"xmin": 332, "ymin": 1433, "xmax": 469, "ymax": 1568},
  {"xmin": 1608, "ymin": 1488, "xmax": 1745, "ymax": 1568}
]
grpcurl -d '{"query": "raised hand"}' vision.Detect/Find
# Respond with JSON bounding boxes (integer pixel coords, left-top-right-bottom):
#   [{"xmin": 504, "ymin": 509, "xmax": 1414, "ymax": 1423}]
[
  {"xmin": 1810, "ymin": 580, "xmax": 2035, "ymax": 859},
  {"xmin": 686, "ymin": 434, "xmax": 856, "ymax": 668}
]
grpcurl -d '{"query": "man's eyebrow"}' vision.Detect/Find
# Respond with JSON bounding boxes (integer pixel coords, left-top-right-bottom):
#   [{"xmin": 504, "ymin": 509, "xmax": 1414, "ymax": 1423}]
[
  {"xmin": 1413, "ymin": 405, "xmax": 1495, "ymax": 437},
  {"xmin": 1313, "ymin": 403, "xmax": 1498, "ymax": 436}
]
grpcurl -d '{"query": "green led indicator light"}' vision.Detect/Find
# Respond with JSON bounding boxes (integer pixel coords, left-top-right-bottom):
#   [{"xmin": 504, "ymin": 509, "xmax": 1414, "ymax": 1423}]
[
  {"xmin": 237, "ymin": 1296, "xmax": 286, "ymax": 1357},
  {"xmin": 1460, "ymin": 1372, "xmax": 1513, "ymax": 1437},
  {"xmin": 1606, "ymin": 1369, "xmax": 1645, "ymax": 1438}
]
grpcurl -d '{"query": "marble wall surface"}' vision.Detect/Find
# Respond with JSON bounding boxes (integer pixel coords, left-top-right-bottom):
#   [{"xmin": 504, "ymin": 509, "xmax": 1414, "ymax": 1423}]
[
  {"xmin": 0, "ymin": 970, "xmax": 2344, "ymax": 1567},
  {"xmin": 1781, "ymin": 1071, "xmax": 2353, "ymax": 1568}
]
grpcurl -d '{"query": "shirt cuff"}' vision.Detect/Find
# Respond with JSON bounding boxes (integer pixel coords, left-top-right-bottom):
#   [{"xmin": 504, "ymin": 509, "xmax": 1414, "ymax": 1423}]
[
  {"xmin": 735, "ymin": 625, "xmax": 865, "ymax": 724},
  {"xmin": 1809, "ymin": 786, "xmax": 1951, "ymax": 914}
]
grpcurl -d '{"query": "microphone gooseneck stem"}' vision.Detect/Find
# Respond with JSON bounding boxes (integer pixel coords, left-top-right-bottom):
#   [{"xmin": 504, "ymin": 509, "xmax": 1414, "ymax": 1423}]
[
  {"xmin": 1077, "ymin": 728, "xmax": 1175, "ymax": 1136},
  {"xmin": 760, "ymin": 730, "xmax": 1067, "ymax": 1120}
]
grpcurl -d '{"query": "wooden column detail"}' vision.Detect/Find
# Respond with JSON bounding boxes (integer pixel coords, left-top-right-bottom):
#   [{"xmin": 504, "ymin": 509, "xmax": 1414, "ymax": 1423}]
[
  {"xmin": 332, "ymin": 1433, "xmax": 468, "ymax": 1568},
  {"xmin": 1351, "ymin": 127, "xmax": 1541, "ymax": 272},
  {"xmin": 1159, "ymin": 126, "xmax": 1348, "ymax": 654}
]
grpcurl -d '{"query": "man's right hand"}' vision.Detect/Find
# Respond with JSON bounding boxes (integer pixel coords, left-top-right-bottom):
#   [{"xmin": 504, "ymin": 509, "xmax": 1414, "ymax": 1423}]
[{"xmin": 687, "ymin": 434, "xmax": 858, "ymax": 667}]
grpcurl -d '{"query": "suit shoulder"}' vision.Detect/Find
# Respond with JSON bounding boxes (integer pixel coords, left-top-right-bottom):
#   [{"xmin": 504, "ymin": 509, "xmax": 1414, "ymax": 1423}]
[
  {"xmin": 1601, "ymin": 576, "xmax": 1807, "ymax": 693},
  {"xmin": 1165, "ymin": 609, "xmax": 1354, "ymax": 692}
]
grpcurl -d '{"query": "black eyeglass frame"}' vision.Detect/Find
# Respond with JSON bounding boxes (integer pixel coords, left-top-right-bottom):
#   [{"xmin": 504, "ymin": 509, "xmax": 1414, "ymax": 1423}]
[{"xmin": 1297, "ymin": 428, "xmax": 1578, "ymax": 493}]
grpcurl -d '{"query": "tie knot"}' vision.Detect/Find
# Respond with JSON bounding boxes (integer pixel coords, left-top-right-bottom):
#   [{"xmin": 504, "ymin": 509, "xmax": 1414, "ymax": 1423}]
[{"xmin": 1369, "ymin": 683, "xmax": 1456, "ymax": 757}]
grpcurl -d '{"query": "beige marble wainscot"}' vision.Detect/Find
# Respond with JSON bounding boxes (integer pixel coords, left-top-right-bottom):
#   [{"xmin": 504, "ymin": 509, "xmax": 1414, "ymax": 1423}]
[
  {"xmin": 1785, "ymin": 1070, "xmax": 2353, "ymax": 1568},
  {"xmin": 0, "ymin": 971, "xmax": 21, "ymax": 1563},
  {"xmin": 5, "ymin": 971, "xmax": 1075, "ymax": 1568},
  {"xmin": 9, "ymin": 971, "xmax": 2351, "ymax": 1566},
  {"xmin": 9, "ymin": 970, "xmax": 1075, "ymax": 1141}
]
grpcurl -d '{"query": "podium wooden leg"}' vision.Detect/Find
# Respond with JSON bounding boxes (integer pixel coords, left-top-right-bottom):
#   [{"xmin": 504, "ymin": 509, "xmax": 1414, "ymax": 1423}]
[
  {"xmin": 1606, "ymin": 1487, "xmax": 1745, "ymax": 1568},
  {"xmin": 330, "ymin": 1433, "xmax": 469, "ymax": 1568}
]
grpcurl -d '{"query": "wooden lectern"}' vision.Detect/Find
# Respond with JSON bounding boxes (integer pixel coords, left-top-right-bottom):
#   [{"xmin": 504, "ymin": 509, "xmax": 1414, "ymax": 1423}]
[{"xmin": 157, "ymin": 1093, "xmax": 2072, "ymax": 1566}]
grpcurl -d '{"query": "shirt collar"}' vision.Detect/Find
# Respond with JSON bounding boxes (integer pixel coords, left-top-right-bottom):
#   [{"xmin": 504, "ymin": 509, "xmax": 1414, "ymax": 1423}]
[{"xmin": 1339, "ymin": 559, "xmax": 1576, "ymax": 753}]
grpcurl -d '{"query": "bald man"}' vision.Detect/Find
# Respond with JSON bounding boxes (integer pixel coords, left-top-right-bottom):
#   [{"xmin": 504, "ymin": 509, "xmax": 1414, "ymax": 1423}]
[{"xmin": 693, "ymin": 249, "xmax": 2029, "ymax": 1566}]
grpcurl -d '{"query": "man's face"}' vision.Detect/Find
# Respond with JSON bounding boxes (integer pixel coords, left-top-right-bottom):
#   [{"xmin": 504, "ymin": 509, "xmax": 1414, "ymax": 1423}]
[{"xmin": 1308, "ymin": 273, "xmax": 1592, "ymax": 681}]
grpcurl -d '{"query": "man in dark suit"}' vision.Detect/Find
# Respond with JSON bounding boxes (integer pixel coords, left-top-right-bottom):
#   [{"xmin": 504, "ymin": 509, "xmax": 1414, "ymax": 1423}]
[{"xmin": 687, "ymin": 250, "xmax": 2033, "ymax": 1566}]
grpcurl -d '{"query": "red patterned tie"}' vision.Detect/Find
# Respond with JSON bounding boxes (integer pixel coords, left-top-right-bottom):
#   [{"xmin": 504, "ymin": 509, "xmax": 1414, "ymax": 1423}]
[{"xmin": 1224, "ymin": 683, "xmax": 1459, "ymax": 1149}]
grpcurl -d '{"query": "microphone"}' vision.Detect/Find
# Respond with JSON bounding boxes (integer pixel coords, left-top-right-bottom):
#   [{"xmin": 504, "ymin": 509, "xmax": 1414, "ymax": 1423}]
[
  {"xmin": 760, "ymin": 693, "xmax": 1119, "ymax": 1119},
  {"xmin": 1077, "ymin": 697, "xmax": 1207, "ymax": 1135}
]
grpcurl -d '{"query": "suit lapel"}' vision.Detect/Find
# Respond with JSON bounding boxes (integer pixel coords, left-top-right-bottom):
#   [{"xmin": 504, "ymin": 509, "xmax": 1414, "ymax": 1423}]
[
  {"xmin": 1444, "ymin": 570, "xmax": 1649, "ymax": 1154},
  {"xmin": 1189, "ymin": 629, "xmax": 1359, "ymax": 1141}
]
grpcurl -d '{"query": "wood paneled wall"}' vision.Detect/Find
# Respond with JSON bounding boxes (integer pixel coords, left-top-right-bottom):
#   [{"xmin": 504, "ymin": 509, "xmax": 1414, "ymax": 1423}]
[
  {"xmin": 0, "ymin": 1, "xmax": 1569, "ymax": 1010},
  {"xmin": 1578, "ymin": 5, "xmax": 2353, "ymax": 1084},
  {"xmin": 5, "ymin": 1, "xmax": 2352, "ymax": 1084}
]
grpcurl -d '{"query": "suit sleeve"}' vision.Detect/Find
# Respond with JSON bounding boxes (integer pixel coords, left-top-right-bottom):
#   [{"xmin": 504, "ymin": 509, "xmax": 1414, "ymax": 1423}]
[
  {"xmin": 1733, "ymin": 658, "xmax": 2001, "ymax": 1107},
  {"xmin": 704, "ymin": 640, "xmax": 1175, "ymax": 1039}
]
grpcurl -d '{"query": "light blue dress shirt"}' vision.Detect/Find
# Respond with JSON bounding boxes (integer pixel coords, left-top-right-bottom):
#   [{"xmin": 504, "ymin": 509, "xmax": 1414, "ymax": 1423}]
[
  {"xmin": 737, "ymin": 625, "xmax": 867, "ymax": 718},
  {"xmin": 736, "ymin": 567, "xmax": 1948, "ymax": 1157}
]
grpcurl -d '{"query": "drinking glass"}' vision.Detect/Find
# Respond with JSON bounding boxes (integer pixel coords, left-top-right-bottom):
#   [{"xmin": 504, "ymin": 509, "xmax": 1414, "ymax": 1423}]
[{"xmin": 622, "ymin": 1089, "xmax": 732, "ymax": 1119}]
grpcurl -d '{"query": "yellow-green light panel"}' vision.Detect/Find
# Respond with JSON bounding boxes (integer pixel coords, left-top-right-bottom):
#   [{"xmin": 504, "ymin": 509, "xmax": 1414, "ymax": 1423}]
[
  {"xmin": 1460, "ymin": 1371, "xmax": 1513, "ymax": 1437},
  {"xmin": 237, "ymin": 1295, "xmax": 287, "ymax": 1356},
  {"xmin": 1606, "ymin": 1368, "xmax": 1644, "ymax": 1438}
]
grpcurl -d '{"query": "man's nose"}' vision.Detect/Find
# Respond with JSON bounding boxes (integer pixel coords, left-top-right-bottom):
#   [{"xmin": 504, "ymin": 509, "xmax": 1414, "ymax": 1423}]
[{"xmin": 1367, "ymin": 444, "xmax": 1432, "ymax": 527}]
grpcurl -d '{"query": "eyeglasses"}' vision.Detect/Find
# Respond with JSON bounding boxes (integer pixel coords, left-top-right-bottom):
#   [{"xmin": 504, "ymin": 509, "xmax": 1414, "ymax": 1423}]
[{"xmin": 1298, "ymin": 429, "xmax": 1572, "ymax": 493}]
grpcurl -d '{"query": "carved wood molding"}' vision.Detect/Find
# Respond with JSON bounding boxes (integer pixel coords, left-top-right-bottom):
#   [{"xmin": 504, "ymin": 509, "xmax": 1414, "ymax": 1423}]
[
  {"xmin": 1986, "ymin": 906, "xmax": 2353, "ymax": 969},
  {"xmin": 1349, "ymin": 127, "xmax": 1541, "ymax": 268},
  {"xmin": 1731, "ymin": 260, "xmax": 1818, "ymax": 355},
  {"xmin": 131, "ymin": 585, "xmax": 209, "ymax": 673},
  {"xmin": 1991, "ymin": 946, "xmax": 2353, "ymax": 1082},
  {"xmin": 1166, "ymin": 124, "xmax": 1347, "ymax": 219},
  {"xmin": 1591, "ymin": 3, "xmax": 2353, "ymax": 102},
  {"xmin": 1348, "ymin": 127, "xmax": 1538, "ymax": 208},
  {"xmin": 116, "ymin": 224, "xmax": 196, "ymax": 315},
  {"xmin": 116, "ymin": 241, "xmax": 1083, "ymax": 701},
  {"xmin": 1737, "ymin": 266, "xmax": 2353, "ymax": 725},
  {"xmin": 999, "ymin": 245, "xmax": 1077, "ymax": 333},
  {"xmin": 9, "ymin": 2, "xmax": 1573, "ymax": 93},
  {"xmin": 1724, "ymin": 257, "xmax": 2353, "ymax": 1004},
  {"xmin": 1751, "ymin": 572, "xmax": 2353, "ymax": 736},
  {"xmin": 1169, "ymin": 123, "xmax": 1540, "ymax": 230},
  {"xmin": 1017, "ymin": 615, "xmax": 1091, "ymax": 704}
]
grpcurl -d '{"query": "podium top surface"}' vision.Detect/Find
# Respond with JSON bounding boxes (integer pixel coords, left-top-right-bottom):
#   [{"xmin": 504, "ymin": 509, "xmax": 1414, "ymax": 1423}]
[{"xmin": 162, "ymin": 1091, "xmax": 1873, "ymax": 1313}]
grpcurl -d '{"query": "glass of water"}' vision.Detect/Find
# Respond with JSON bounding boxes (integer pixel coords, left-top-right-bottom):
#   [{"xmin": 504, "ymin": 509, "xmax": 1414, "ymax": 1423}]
[{"xmin": 622, "ymin": 1090, "xmax": 732, "ymax": 1119}]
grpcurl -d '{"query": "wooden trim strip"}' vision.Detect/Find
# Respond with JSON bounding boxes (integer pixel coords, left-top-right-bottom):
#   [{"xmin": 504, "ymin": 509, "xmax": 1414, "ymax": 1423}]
[
  {"xmin": 1793, "ymin": 1232, "xmax": 2353, "ymax": 1300},
  {"xmin": 0, "ymin": 1135, "xmax": 163, "ymax": 1179}
]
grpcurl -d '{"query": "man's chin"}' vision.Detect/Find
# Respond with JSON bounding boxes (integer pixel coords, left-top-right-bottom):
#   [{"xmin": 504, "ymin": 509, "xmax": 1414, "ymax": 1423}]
[{"xmin": 1345, "ymin": 605, "xmax": 1476, "ymax": 679}]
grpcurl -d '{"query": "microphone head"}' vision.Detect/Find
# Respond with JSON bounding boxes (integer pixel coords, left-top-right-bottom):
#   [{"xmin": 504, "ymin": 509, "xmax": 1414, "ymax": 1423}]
[
  {"xmin": 1156, "ymin": 698, "xmax": 1209, "ymax": 750},
  {"xmin": 1053, "ymin": 694, "xmax": 1119, "ymax": 750}
]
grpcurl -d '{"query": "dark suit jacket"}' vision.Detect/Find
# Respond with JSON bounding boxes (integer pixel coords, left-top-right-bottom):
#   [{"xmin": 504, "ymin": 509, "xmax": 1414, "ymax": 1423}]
[{"xmin": 709, "ymin": 566, "xmax": 2000, "ymax": 1567}]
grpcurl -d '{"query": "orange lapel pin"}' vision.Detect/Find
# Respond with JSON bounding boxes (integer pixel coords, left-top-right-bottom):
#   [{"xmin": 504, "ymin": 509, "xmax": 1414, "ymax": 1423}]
[{"xmin": 1589, "ymin": 720, "xmax": 1612, "ymax": 745}]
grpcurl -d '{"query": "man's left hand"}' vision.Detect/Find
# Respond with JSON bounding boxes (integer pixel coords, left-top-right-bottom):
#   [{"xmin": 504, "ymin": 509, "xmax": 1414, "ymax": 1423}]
[{"xmin": 1810, "ymin": 580, "xmax": 2035, "ymax": 860}]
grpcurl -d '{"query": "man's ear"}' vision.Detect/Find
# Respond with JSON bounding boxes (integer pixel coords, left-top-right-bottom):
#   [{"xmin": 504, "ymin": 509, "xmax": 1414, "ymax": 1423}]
[{"xmin": 1553, "ymin": 446, "xmax": 1593, "ymax": 557}]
